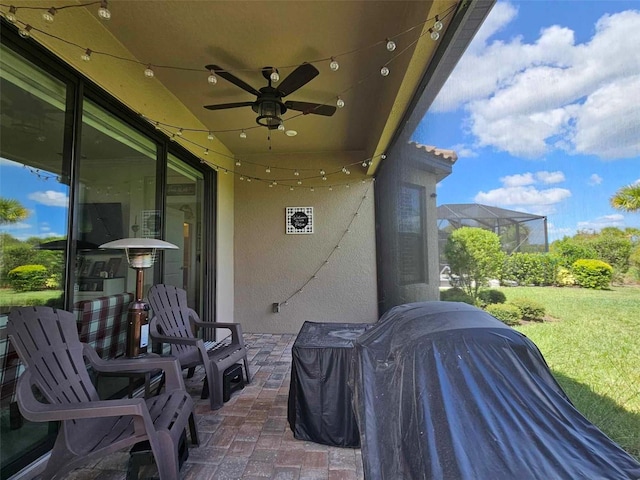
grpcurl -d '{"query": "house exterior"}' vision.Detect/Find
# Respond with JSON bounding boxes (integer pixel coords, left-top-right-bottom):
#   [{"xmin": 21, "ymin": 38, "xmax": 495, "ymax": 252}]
[{"xmin": 0, "ymin": 1, "xmax": 493, "ymax": 476}]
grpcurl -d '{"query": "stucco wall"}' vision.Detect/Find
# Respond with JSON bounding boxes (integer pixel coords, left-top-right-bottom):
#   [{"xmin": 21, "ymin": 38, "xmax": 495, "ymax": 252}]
[{"xmin": 234, "ymin": 152, "xmax": 378, "ymax": 334}]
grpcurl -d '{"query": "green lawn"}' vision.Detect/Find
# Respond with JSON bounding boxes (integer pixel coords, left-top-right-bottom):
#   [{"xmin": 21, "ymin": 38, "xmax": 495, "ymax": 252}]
[{"xmin": 506, "ymin": 286, "xmax": 640, "ymax": 459}]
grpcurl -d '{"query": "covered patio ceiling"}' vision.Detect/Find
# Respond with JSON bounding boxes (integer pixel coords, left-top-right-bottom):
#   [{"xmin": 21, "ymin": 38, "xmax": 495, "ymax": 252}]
[{"xmin": 3, "ymin": 1, "xmax": 494, "ymax": 176}]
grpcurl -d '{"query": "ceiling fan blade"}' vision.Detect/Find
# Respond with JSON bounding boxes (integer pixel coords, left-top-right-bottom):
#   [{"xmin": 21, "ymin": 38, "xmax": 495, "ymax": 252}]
[
  {"xmin": 205, "ymin": 64, "xmax": 260, "ymax": 96},
  {"xmin": 285, "ymin": 101, "xmax": 336, "ymax": 117},
  {"xmin": 278, "ymin": 63, "xmax": 319, "ymax": 97},
  {"xmin": 204, "ymin": 101, "xmax": 255, "ymax": 111}
]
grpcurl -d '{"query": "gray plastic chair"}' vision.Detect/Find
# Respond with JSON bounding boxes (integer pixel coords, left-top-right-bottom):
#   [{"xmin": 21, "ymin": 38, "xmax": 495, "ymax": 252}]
[
  {"xmin": 148, "ymin": 284, "xmax": 251, "ymax": 410},
  {"xmin": 7, "ymin": 306, "xmax": 199, "ymax": 480}
]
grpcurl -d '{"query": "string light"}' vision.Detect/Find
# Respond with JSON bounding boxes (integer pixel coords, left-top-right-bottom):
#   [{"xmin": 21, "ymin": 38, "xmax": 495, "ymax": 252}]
[
  {"xmin": 18, "ymin": 25, "xmax": 32, "ymax": 38},
  {"xmin": 6, "ymin": 6, "xmax": 17, "ymax": 23},
  {"xmin": 98, "ymin": 0, "xmax": 111, "ymax": 20},
  {"xmin": 277, "ymin": 123, "xmax": 285, "ymax": 132},
  {"xmin": 265, "ymin": 166, "xmax": 271, "ymax": 173},
  {"xmin": 208, "ymin": 70, "xmax": 217, "ymax": 85},
  {"xmin": 235, "ymin": 160, "xmax": 241, "ymax": 166},
  {"xmin": 433, "ymin": 15, "xmax": 443, "ymax": 31},
  {"xmin": 294, "ymin": 170, "xmax": 300, "ymax": 176},
  {"xmin": 207, "ymin": 131, "xmax": 214, "ymax": 140},
  {"xmin": 204, "ymin": 148, "xmax": 209, "ymax": 155},
  {"xmin": 380, "ymin": 66, "xmax": 390, "ymax": 77},
  {"xmin": 81, "ymin": 48, "xmax": 92, "ymax": 61},
  {"xmin": 176, "ymin": 128, "xmax": 183, "ymax": 136},
  {"xmin": 144, "ymin": 64, "xmax": 154, "ymax": 78},
  {"xmin": 429, "ymin": 28, "xmax": 440, "ymax": 41},
  {"xmin": 336, "ymin": 96, "xmax": 345, "ymax": 108},
  {"xmin": 270, "ymin": 68, "xmax": 280, "ymax": 83},
  {"xmin": 240, "ymin": 130, "xmax": 247, "ymax": 139},
  {"xmin": 386, "ymin": 38, "xmax": 396, "ymax": 51},
  {"xmin": 42, "ymin": 7, "xmax": 56, "ymax": 23},
  {"xmin": 329, "ymin": 57, "xmax": 340, "ymax": 71}
]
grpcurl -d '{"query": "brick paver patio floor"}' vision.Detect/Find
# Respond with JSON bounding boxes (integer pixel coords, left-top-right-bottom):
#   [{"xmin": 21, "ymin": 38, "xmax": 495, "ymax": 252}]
[{"xmin": 64, "ymin": 333, "xmax": 364, "ymax": 480}]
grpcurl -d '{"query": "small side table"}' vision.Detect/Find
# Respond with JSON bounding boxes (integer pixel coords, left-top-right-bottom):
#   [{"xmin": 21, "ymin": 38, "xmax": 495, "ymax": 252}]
[{"xmin": 96, "ymin": 353, "xmax": 163, "ymax": 399}]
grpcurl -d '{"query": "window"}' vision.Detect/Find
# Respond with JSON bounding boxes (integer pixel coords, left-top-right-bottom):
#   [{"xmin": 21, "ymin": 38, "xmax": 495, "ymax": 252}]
[{"xmin": 398, "ymin": 184, "xmax": 426, "ymax": 285}]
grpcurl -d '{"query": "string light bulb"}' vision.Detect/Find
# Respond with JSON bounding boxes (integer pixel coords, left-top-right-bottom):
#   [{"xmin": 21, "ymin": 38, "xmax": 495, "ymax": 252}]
[
  {"xmin": 270, "ymin": 68, "xmax": 280, "ymax": 83},
  {"xmin": 320, "ymin": 169, "xmax": 326, "ymax": 176},
  {"xmin": 429, "ymin": 28, "xmax": 440, "ymax": 41},
  {"xmin": 240, "ymin": 130, "xmax": 247, "ymax": 139},
  {"xmin": 386, "ymin": 38, "xmax": 396, "ymax": 51},
  {"xmin": 81, "ymin": 48, "xmax": 92, "ymax": 62},
  {"xmin": 235, "ymin": 160, "xmax": 241, "ymax": 166},
  {"xmin": 98, "ymin": 0, "xmax": 111, "ymax": 20},
  {"xmin": 207, "ymin": 131, "xmax": 214, "ymax": 140},
  {"xmin": 6, "ymin": 6, "xmax": 17, "ymax": 23},
  {"xmin": 329, "ymin": 57, "xmax": 339, "ymax": 71},
  {"xmin": 277, "ymin": 122, "xmax": 285, "ymax": 132},
  {"xmin": 18, "ymin": 25, "xmax": 32, "ymax": 38},
  {"xmin": 144, "ymin": 65, "xmax": 155, "ymax": 78},
  {"xmin": 204, "ymin": 148, "xmax": 209, "ymax": 155},
  {"xmin": 380, "ymin": 66, "xmax": 390, "ymax": 77},
  {"xmin": 176, "ymin": 128, "xmax": 183, "ymax": 136},
  {"xmin": 294, "ymin": 170, "xmax": 300, "ymax": 176},
  {"xmin": 208, "ymin": 70, "xmax": 217, "ymax": 85},
  {"xmin": 265, "ymin": 166, "xmax": 271, "ymax": 173},
  {"xmin": 42, "ymin": 7, "xmax": 56, "ymax": 23},
  {"xmin": 433, "ymin": 15, "xmax": 443, "ymax": 31},
  {"xmin": 336, "ymin": 96, "xmax": 345, "ymax": 108}
]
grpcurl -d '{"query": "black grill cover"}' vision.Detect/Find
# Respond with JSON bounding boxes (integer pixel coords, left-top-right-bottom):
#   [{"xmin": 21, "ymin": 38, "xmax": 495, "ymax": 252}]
[{"xmin": 351, "ymin": 301, "xmax": 640, "ymax": 480}]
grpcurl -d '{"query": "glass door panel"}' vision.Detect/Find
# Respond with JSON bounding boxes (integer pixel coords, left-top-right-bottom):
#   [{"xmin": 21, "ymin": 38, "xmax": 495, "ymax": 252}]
[
  {"xmin": 164, "ymin": 154, "xmax": 204, "ymax": 311},
  {"xmin": 0, "ymin": 43, "xmax": 68, "ymax": 477}
]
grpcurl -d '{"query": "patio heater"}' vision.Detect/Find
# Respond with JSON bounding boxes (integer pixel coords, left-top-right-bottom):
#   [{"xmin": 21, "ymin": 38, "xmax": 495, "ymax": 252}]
[{"xmin": 100, "ymin": 238, "xmax": 178, "ymax": 357}]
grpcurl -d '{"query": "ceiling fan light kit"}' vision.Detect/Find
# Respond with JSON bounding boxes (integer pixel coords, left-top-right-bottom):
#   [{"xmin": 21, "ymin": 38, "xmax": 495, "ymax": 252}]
[{"xmin": 204, "ymin": 62, "xmax": 337, "ymax": 131}]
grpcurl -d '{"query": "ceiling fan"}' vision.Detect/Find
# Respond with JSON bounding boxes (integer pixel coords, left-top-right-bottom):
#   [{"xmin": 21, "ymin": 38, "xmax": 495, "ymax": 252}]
[{"xmin": 203, "ymin": 62, "xmax": 336, "ymax": 130}]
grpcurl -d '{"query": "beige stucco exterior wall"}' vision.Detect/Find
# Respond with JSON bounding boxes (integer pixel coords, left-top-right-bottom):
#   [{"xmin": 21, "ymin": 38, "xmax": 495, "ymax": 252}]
[
  {"xmin": 216, "ymin": 167, "xmax": 236, "ymax": 323},
  {"xmin": 233, "ymin": 152, "xmax": 378, "ymax": 334}
]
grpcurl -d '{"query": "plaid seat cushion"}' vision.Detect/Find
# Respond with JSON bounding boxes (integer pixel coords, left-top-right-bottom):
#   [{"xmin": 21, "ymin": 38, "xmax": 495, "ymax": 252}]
[{"xmin": 74, "ymin": 293, "xmax": 134, "ymax": 359}]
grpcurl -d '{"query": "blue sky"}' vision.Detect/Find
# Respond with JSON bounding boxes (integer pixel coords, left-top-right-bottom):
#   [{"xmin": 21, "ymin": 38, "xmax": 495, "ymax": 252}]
[{"xmin": 413, "ymin": 0, "xmax": 640, "ymax": 241}]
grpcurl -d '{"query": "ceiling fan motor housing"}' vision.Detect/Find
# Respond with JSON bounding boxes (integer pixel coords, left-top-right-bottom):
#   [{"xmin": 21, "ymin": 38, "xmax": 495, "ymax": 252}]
[{"xmin": 253, "ymin": 89, "xmax": 287, "ymax": 130}]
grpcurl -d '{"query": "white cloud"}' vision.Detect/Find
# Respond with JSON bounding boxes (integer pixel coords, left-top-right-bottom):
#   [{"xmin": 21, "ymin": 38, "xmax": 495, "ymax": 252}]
[
  {"xmin": 588, "ymin": 173, "xmax": 603, "ymax": 186},
  {"xmin": 1, "ymin": 221, "xmax": 31, "ymax": 230},
  {"xmin": 500, "ymin": 172, "xmax": 534, "ymax": 187},
  {"xmin": 535, "ymin": 171, "xmax": 565, "ymax": 184},
  {"xmin": 432, "ymin": 5, "xmax": 640, "ymax": 160},
  {"xmin": 475, "ymin": 185, "xmax": 571, "ymax": 206},
  {"xmin": 27, "ymin": 190, "xmax": 68, "ymax": 207},
  {"xmin": 577, "ymin": 214, "xmax": 625, "ymax": 231},
  {"xmin": 450, "ymin": 144, "xmax": 478, "ymax": 158}
]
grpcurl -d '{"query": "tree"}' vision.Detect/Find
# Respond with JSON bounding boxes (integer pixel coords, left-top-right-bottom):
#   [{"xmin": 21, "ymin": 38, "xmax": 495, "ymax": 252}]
[
  {"xmin": 444, "ymin": 227, "xmax": 505, "ymax": 301},
  {"xmin": 0, "ymin": 197, "xmax": 29, "ymax": 225},
  {"xmin": 610, "ymin": 183, "xmax": 640, "ymax": 212}
]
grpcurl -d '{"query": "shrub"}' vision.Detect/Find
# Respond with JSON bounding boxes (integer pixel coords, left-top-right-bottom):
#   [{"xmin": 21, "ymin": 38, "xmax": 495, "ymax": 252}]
[
  {"xmin": 477, "ymin": 289, "xmax": 506, "ymax": 308},
  {"xmin": 440, "ymin": 287, "xmax": 474, "ymax": 305},
  {"xmin": 503, "ymin": 252, "xmax": 558, "ymax": 286},
  {"xmin": 445, "ymin": 227, "xmax": 505, "ymax": 301},
  {"xmin": 486, "ymin": 303, "xmax": 522, "ymax": 326},
  {"xmin": 555, "ymin": 266, "xmax": 576, "ymax": 286},
  {"xmin": 551, "ymin": 236, "xmax": 597, "ymax": 268},
  {"xmin": 509, "ymin": 298, "xmax": 545, "ymax": 321},
  {"xmin": 572, "ymin": 259, "xmax": 613, "ymax": 290},
  {"xmin": 7, "ymin": 264, "xmax": 48, "ymax": 292}
]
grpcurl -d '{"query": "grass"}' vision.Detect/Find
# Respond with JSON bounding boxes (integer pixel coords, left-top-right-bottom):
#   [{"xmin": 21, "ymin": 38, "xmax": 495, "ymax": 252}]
[
  {"xmin": 506, "ymin": 286, "xmax": 640, "ymax": 459},
  {"xmin": 0, "ymin": 289, "xmax": 63, "ymax": 307}
]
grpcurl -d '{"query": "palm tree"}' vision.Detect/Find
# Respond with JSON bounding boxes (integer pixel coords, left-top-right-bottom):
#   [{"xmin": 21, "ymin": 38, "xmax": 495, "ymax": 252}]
[
  {"xmin": 610, "ymin": 184, "xmax": 640, "ymax": 213},
  {"xmin": 0, "ymin": 197, "xmax": 29, "ymax": 225}
]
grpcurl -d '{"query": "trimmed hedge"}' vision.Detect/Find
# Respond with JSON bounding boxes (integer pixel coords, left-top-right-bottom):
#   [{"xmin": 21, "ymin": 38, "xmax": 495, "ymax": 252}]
[
  {"xmin": 486, "ymin": 303, "xmax": 522, "ymax": 326},
  {"xmin": 477, "ymin": 289, "xmax": 506, "ymax": 308},
  {"xmin": 7, "ymin": 264, "xmax": 48, "ymax": 292},
  {"xmin": 440, "ymin": 287, "xmax": 474, "ymax": 305},
  {"xmin": 572, "ymin": 259, "xmax": 613, "ymax": 290},
  {"xmin": 503, "ymin": 252, "xmax": 558, "ymax": 286},
  {"xmin": 509, "ymin": 298, "xmax": 545, "ymax": 322}
]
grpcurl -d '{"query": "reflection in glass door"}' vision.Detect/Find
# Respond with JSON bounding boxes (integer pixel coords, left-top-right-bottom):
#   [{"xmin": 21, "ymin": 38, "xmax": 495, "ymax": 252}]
[
  {"xmin": 164, "ymin": 154, "xmax": 204, "ymax": 312},
  {"xmin": 0, "ymin": 43, "xmax": 68, "ymax": 477}
]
